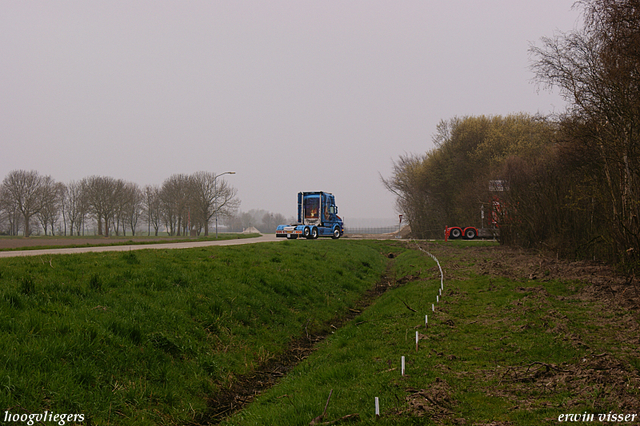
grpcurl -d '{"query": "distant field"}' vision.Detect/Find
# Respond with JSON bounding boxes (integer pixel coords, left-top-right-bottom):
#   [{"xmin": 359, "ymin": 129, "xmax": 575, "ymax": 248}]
[{"xmin": 0, "ymin": 233, "xmax": 257, "ymax": 251}]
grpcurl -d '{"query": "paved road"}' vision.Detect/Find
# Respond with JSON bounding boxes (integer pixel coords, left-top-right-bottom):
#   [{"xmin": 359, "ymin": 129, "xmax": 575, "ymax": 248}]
[{"xmin": 0, "ymin": 234, "xmax": 283, "ymax": 258}]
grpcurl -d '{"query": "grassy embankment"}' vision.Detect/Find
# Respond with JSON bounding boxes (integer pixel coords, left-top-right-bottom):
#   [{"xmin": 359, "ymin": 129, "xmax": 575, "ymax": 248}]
[
  {"xmin": 222, "ymin": 241, "xmax": 640, "ymax": 425},
  {"xmin": 0, "ymin": 239, "xmax": 396, "ymax": 425},
  {"xmin": 2, "ymin": 240, "xmax": 639, "ymax": 425}
]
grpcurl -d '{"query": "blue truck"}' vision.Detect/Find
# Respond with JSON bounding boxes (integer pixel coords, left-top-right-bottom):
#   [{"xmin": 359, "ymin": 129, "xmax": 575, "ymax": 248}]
[{"xmin": 276, "ymin": 191, "xmax": 344, "ymax": 239}]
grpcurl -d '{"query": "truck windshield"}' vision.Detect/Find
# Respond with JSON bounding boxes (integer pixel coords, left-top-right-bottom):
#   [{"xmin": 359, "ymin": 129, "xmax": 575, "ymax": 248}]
[{"xmin": 304, "ymin": 197, "xmax": 320, "ymax": 219}]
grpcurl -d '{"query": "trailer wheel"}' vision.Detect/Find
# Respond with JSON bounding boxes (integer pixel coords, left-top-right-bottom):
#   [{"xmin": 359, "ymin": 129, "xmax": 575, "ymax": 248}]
[
  {"xmin": 464, "ymin": 228, "xmax": 477, "ymax": 240},
  {"xmin": 331, "ymin": 226, "xmax": 341, "ymax": 239},
  {"xmin": 311, "ymin": 227, "xmax": 319, "ymax": 239},
  {"xmin": 303, "ymin": 227, "xmax": 311, "ymax": 238},
  {"xmin": 449, "ymin": 228, "xmax": 462, "ymax": 239}
]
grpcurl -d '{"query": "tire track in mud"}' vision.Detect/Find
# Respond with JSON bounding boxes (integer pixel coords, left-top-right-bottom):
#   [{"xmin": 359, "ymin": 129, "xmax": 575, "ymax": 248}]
[{"xmin": 196, "ymin": 257, "xmax": 416, "ymax": 425}]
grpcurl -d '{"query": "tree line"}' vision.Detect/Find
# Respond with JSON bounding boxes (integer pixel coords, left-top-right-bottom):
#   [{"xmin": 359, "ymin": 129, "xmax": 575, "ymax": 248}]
[
  {"xmin": 225, "ymin": 209, "xmax": 293, "ymax": 234},
  {"xmin": 383, "ymin": 0, "xmax": 640, "ymax": 272},
  {"xmin": 0, "ymin": 170, "xmax": 241, "ymax": 237}
]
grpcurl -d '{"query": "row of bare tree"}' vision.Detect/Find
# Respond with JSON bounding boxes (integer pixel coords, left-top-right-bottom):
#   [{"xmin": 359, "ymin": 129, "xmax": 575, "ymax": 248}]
[
  {"xmin": 0, "ymin": 170, "xmax": 240, "ymax": 237},
  {"xmin": 383, "ymin": 0, "xmax": 640, "ymax": 272}
]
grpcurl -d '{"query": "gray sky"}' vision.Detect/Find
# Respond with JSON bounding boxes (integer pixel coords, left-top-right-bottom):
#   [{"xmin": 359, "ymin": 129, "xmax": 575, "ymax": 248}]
[{"xmin": 1, "ymin": 1, "xmax": 580, "ymax": 225}]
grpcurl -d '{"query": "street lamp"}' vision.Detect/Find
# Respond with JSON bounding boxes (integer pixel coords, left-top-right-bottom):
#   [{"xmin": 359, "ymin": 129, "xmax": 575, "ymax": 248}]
[{"xmin": 215, "ymin": 171, "xmax": 236, "ymax": 238}]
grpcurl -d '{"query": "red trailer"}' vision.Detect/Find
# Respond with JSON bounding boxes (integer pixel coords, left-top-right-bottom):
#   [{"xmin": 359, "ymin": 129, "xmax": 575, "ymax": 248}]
[{"xmin": 445, "ymin": 226, "xmax": 478, "ymax": 241}]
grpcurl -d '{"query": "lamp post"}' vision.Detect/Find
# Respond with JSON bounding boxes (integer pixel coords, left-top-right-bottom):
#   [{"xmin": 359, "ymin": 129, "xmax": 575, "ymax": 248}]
[{"xmin": 214, "ymin": 171, "xmax": 236, "ymax": 238}]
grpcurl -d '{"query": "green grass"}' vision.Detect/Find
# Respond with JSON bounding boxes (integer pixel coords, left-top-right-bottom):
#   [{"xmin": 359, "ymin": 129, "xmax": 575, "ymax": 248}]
[
  {"xmin": 2, "ymin": 239, "xmax": 638, "ymax": 425},
  {"xmin": 0, "ymin": 240, "xmax": 400, "ymax": 425},
  {"xmin": 220, "ymin": 241, "xmax": 640, "ymax": 425}
]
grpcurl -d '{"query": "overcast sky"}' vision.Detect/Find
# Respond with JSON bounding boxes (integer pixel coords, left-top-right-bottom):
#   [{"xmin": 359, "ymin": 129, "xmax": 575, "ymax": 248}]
[{"xmin": 1, "ymin": 1, "xmax": 581, "ymax": 225}]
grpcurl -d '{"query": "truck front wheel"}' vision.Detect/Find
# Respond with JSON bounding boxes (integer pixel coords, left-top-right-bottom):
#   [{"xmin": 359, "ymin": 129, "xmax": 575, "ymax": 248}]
[{"xmin": 331, "ymin": 226, "xmax": 341, "ymax": 239}]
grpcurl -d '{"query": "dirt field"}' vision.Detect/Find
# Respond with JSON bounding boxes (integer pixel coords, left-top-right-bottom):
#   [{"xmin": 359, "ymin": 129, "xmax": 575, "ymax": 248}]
[
  {"xmin": 402, "ymin": 241, "xmax": 640, "ymax": 422},
  {"xmin": 0, "ymin": 236, "xmax": 163, "ymax": 250},
  {"xmin": 443, "ymin": 242, "xmax": 639, "ymax": 307}
]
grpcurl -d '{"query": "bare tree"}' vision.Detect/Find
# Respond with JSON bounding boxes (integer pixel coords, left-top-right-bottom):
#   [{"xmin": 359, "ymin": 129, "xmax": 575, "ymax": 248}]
[
  {"xmin": 122, "ymin": 182, "xmax": 143, "ymax": 236},
  {"xmin": 0, "ymin": 170, "xmax": 245, "ymax": 239},
  {"xmin": 0, "ymin": 170, "xmax": 54, "ymax": 237},
  {"xmin": 143, "ymin": 184, "xmax": 161, "ymax": 236},
  {"xmin": 191, "ymin": 171, "xmax": 240, "ymax": 236},
  {"xmin": 0, "ymin": 187, "xmax": 11, "ymax": 235},
  {"xmin": 0, "ymin": 185, "xmax": 14, "ymax": 235},
  {"xmin": 36, "ymin": 179, "xmax": 64, "ymax": 235},
  {"xmin": 82, "ymin": 176, "xmax": 123, "ymax": 237},
  {"xmin": 530, "ymin": 0, "xmax": 640, "ymax": 264},
  {"xmin": 160, "ymin": 174, "xmax": 192, "ymax": 236},
  {"xmin": 62, "ymin": 180, "xmax": 87, "ymax": 236},
  {"xmin": 111, "ymin": 179, "xmax": 135, "ymax": 236},
  {"xmin": 381, "ymin": 153, "xmax": 434, "ymax": 238}
]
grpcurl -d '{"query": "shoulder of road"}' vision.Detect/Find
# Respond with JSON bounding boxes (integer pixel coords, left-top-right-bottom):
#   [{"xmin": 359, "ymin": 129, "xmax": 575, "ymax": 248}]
[{"xmin": 0, "ymin": 234, "xmax": 281, "ymax": 258}]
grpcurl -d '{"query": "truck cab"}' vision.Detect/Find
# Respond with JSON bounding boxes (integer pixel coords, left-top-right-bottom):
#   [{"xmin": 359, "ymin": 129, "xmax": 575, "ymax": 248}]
[{"xmin": 276, "ymin": 191, "xmax": 344, "ymax": 239}]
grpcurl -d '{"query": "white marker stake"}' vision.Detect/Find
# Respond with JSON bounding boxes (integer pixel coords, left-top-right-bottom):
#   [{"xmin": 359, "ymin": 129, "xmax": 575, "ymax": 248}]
[
  {"xmin": 425, "ymin": 315, "xmax": 428, "ymax": 327},
  {"xmin": 401, "ymin": 356, "xmax": 405, "ymax": 376},
  {"xmin": 432, "ymin": 303, "xmax": 435, "ymax": 312},
  {"xmin": 437, "ymin": 295, "xmax": 439, "ymax": 303},
  {"xmin": 375, "ymin": 397, "xmax": 380, "ymax": 417},
  {"xmin": 415, "ymin": 331, "xmax": 419, "ymax": 352}
]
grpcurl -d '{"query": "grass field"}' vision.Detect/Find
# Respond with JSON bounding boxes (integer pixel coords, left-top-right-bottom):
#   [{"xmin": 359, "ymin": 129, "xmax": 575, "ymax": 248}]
[
  {"xmin": 220, "ymin": 241, "xmax": 640, "ymax": 425},
  {"xmin": 0, "ymin": 239, "xmax": 394, "ymax": 425},
  {"xmin": 1, "ymin": 239, "xmax": 638, "ymax": 425}
]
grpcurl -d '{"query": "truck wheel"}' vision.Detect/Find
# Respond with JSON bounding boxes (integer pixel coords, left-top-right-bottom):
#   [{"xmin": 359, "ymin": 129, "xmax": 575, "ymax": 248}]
[
  {"xmin": 311, "ymin": 227, "xmax": 319, "ymax": 239},
  {"xmin": 449, "ymin": 228, "xmax": 462, "ymax": 239},
  {"xmin": 303, "ymin": 227, "xmax": 311, "ymax": 238},
  {"xmin": 286, "ymin": 234, "xmax": 297, "ymax": 240},
  {"xmin": 464, "ymin": 228, "xmax": 477, "ymax": 240},
  {"xmin": 331, "ymin": 226, "xmax": 341, "ymax": 239}
]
